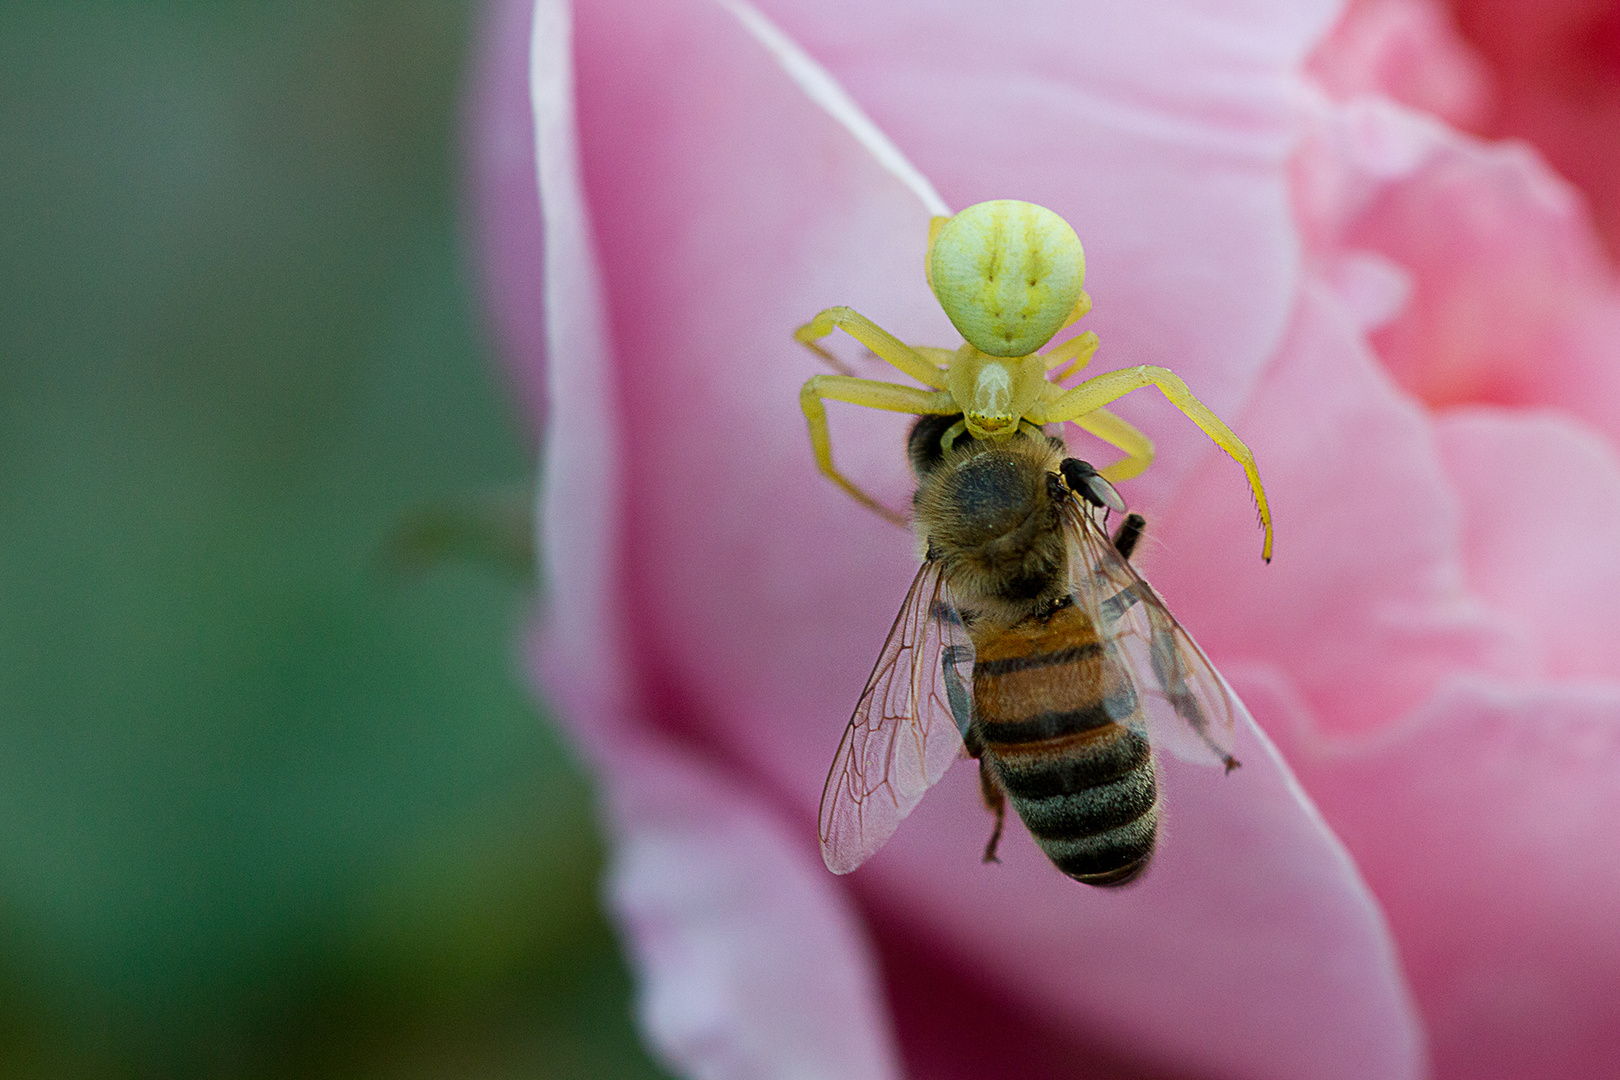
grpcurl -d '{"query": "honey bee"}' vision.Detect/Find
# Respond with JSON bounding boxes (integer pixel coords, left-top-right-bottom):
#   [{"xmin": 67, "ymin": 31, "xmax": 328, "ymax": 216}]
[{"xmin": 818, "ymin": 419, "xmax": 1245, "ymax": 886}]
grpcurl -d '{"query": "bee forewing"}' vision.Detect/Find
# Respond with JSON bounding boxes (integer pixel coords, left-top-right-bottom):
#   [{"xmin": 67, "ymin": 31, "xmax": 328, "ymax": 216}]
[
  {"xmin": 1062, "ymin": 502, "xmax": 1241, "ymax": 769},
  {"xmin": 818, "ymin": 561, "xmax": 975, "ymax": 874}
]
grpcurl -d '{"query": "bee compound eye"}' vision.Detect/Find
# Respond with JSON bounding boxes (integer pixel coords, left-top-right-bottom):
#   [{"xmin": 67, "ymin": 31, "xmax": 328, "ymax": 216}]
[{"xmin": 1046, "ymin": 472, "xmax": 1068, "ymax": 504}]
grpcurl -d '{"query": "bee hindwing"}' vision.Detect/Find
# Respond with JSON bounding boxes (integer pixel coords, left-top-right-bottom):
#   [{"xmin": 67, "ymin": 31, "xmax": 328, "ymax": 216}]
[{"xmin": 1062, "ymin": 501, "xmax": 1246, "ymax": 771}]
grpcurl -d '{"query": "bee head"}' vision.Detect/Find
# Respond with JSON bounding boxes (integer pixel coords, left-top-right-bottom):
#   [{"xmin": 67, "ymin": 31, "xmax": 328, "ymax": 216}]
[
  {"xmin": 907, "ymin": 414, "xmax": 1064, "ymax": 482},
  {"xmin": 915, "ymin": 439, "xmax": 1070, "ymax": 609}
]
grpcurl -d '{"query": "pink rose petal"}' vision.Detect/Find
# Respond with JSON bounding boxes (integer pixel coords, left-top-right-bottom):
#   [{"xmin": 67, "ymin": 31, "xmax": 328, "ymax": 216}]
[
  {"xmin": 1447, "ymin": 0, "xmax": 1620, "ymax": 260},
  {"xmin": 859, "ymin": 683, "xmax": 1426, "ymax": 1080},
  {"xmin": 870, "ymin": 913, "xmax": 1215, "ymax": 1080},
  {"xmin": 1436, "ymin": 405, "xmax": 1620, "ymax": 681},
  {"xmin": 1314, "ymin": 0, "xmax": 1620, "ymax": 261},
  {"xmin": 520, "ymin": 0, "xmax": 640, "ymax": 762},
  {"xmin": 1310, "ymin": 0, "xmax": 1496, "ymax": 128},
  {"xmin": 1148, "ymin": 280, "xmax": 1527, "ymax": 738},
  {"xmin": 1346, "ymin": 113, "xmax": 1620, "ymax": 420},
  {"xmin": 1252, "ymin": 667, "xmax": 1620, "ymax": 1080},
  {"xmin": 1296, "ymin": 50, "xmax": 1620, "ymax": 444}
]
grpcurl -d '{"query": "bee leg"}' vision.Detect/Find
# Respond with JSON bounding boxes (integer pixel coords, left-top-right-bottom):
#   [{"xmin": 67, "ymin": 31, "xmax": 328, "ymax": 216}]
[
  {"xmin": 979, "ymin": 760, "xmax": 1007, "ymax": 864},
  {"xmin": 1112, "ymin": 513, "xmax": 1147, "ymax": 562}
]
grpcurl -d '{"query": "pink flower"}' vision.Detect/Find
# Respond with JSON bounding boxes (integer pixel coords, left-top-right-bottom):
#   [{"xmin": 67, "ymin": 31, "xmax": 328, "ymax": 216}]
[
  {"xmin": 470, "ymin": 1, "xmax": 1620, "ymax": 1078},
  {"xmin": 1448, "ymin": 0, "xmax": 1620, "ymax": 260}
]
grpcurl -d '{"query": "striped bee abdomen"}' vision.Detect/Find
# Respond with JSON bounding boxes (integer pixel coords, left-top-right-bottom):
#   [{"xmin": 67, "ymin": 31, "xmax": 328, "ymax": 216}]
[{"xmin": 970, "ymin": 603, "xmax": 1160, "ymax": 887}]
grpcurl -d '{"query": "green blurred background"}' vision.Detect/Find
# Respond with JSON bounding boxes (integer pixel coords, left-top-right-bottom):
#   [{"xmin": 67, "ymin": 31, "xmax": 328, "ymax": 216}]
[{"xmin": 0, "ymin": 2, "xmax": 666, "ymax": 1076}]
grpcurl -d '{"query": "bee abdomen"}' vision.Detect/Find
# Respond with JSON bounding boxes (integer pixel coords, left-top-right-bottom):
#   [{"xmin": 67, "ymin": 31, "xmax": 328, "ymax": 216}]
[
  {"xmin": 994, "ymin": 725, "xmax": 1151, "ymax": 798},
  {"xmin": 1037, "ymin": 813, "xmax": 1158, "ymax": 886},
  {"xmin": 970, "ymin": 604, "xmax": 1159, "ymax": 886},
  {"xmin": 985, "ymin": 729, "xmax": 1160, "ymax": 887}
]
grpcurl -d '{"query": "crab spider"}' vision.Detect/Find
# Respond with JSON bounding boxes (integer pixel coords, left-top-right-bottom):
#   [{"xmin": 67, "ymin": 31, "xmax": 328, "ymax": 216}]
[{"xmin": 797, "ymin": 199, "xmax": 1273, "ymax": 562}]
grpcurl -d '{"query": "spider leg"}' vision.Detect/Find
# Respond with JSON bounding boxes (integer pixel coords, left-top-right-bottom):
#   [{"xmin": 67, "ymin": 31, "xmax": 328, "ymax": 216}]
[
  {"xmin": 800, "ymin": 374, "xmax": 956, "ymax": 524},
  {"xmin": 795, "ymin": 306, "xmax": 949, "ymax": 389},
  {"xmin": 812, "ymin": 344, "xmax": 952, "ymax": 379},
  {"xmin": 1057, "ymin": 290, "xmax": 1092, "ymax": 331},
  {"xmin": 1043, "ymin": 330, "xmax": 1099, "ymax": 380},
  {"xmin": 911, "ymin": 345, "xmax": 955, "ymax": 374},
  {"xmin": 1070, "ymin": 406, "xmax": 1154, "ymax": 483},
  {"xmin": 1034, "ymin": 365, "xmax": 1272, "ymax": 561}
]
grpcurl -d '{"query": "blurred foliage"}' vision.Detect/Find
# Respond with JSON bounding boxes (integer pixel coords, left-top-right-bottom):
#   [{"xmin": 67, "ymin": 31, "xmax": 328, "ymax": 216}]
[
  {"xmin": 0, "ymin": 1, "xmax": 666, "ymax": 1076},
  {"xmin": 383, "ymin": 491, "xmax": 538, "ymax": 580}
]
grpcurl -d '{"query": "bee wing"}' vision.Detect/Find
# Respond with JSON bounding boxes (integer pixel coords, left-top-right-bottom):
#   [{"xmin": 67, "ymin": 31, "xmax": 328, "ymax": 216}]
[
  {"xmin": 818, "ymin": 560, "xmax": 975, "ymax": 874},
  {"xmin": 1061, "ymin": 501, "xmax": 1244, "ymax": 771}
]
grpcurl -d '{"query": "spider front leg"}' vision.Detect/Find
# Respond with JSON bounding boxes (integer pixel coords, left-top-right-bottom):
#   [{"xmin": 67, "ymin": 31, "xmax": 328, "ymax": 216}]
[
  {"xmin": 911, "ymin": 345, "xmax": 954, "ymax": 375},
  {"xmin": 1035, "ymin": 364, "xmax": 1273, "ymax": 561},
  {"xmin": 800, "ymin": 374, "xmax": 956, "ymax": 524},
  {"xmin": 795, "ymin": 306, "xmax": 949, "ymax": 389}
]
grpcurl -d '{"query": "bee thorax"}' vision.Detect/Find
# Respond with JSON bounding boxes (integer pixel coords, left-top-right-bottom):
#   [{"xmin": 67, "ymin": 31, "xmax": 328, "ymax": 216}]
[{"xmin": 914, "ymin": 438, "xmax": 1070, "ymax": 622}]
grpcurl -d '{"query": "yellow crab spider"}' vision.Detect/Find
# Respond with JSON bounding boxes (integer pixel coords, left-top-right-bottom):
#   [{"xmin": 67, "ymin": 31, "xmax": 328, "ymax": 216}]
[{"xmin": 796, "ymin": 199, "xmax": 1273, "ymax": 561}]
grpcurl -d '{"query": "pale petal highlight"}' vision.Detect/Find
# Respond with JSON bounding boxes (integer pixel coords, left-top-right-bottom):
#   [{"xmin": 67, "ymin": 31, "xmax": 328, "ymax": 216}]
[{"xmin": 608, "ymin": 740, "xmax": 901, "ymax": 1080}]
